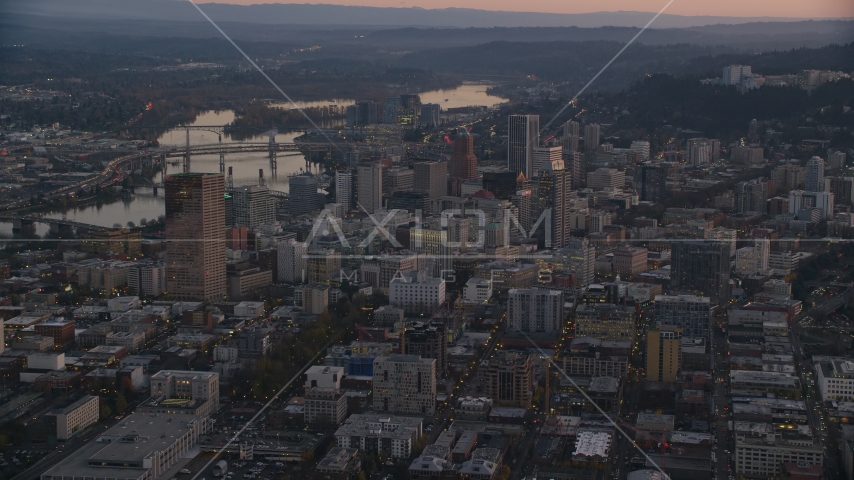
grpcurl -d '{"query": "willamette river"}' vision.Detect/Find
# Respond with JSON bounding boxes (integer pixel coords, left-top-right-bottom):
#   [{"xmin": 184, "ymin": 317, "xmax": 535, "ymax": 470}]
[{"xmin": 4, "ymin": 84, "xmax": 507, "ymax": 235}]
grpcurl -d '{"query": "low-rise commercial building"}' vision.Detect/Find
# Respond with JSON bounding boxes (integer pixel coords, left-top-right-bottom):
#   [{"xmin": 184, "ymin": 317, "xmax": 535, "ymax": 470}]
[
  {"xmin": 46, "ymin": 395, "xmax": 100, "ymax": 441},
  {"xmin": 41, "ymin": 412, "xmax": 211, "ymax": 480},
  {"xmin": 734, "ymin": 422, "xmax": 823, "ymax": 478},
  {"xmin": 334, "ymin": 414, "xmax": 423, "ymax": 459}
]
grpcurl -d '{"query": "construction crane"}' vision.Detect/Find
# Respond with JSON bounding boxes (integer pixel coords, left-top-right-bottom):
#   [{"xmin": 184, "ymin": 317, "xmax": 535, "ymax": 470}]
[{"xmin": 355, "ymin": 324, "xmax": 384, "ymax": 352}]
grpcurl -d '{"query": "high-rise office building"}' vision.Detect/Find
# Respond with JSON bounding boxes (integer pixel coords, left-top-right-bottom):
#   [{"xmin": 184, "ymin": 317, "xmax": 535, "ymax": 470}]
[
  {"xmin": 735, "ymin": 239, "xmax": 771, "ymax": 276},
  {"xmin": 535, "ymin": 163, "xmax": 571, "ymax": 248},
  {"xmin": 404, "ymin": 321, "xmax": 447, "ymax": 378},
  {"xmin": 413, "ymin": 161, "xmax": 447, "ymax": 200},
  {"xmin": 687, "ymin": 138, "xmax": 720, "ymax": 165},
  {"xmin": 384, "ymin": 96, "xmax": 401, "ymax": 124},
  {"xmin": 358, "ymin": 162, "xmax": 384, "ymax": 213},
  {"xmin": 507, "ymin": 288, "xmax": 565, "ymax": 334},
  {"xmin": 646, "ymin": 326, "xmax": 682, "ymax": 383},
  {"xmin": 564, "ymin": 151, "xmax": 584, "ymax": 189},
  {"xmin": 653, "ymin": 295, "xmax": 712, "ymax": 341},
  {"xmin": 562, "ymin": 120, "xmax": 580, "ymax": 154},
  {"xmin": 346, "ymin": 101, "xmax": 380, "ymax": 126},
  {"xmin": 385, "ymin": 167, "xmax": 415, "ymax": 194},
  {"xmin": 560, "ymin": 237, "xmax": 596, "ymax": 286},
  {"xmin": 482, "ymin": 170, "xmax": 519, "ymax": 200},
  {"xmin": 532, "ymin": 146, "xmax": 562, "ymax": 177},
  {"xmin": 307, "ymin": 249, "xmax": 341, "ymax": 285},
  {"xmin": 419, "ymin": 103, "xmax": 440, "ymax": 128},
  {"xmin": 731, "ymin": 146, "xmax": 764, "ymax": 164},
  {"xmin": 277, "ymin": 239, "xmax": 307, "ymax": 284},
  {"xmin": 630, "ymin": 140, "xmax": 651, "ymax": 161},
  {"xmin": 640, "ymin": 165, "xmax": 667, "ymax": 203},
  {"xmin": 563, "ymin": 120, "xmax": 580, "ymax": 137},
  {"xmin": 670, "ymin": 241, "xmax": 730, "ymax": 302},
  {"xmin": 829, "ymin": 151, "xmax": 847, "ymax": 170},
  {"xmin": 450, "ymin": 134, "xmax": 478, "ymax": 181},
  {"xmin": 805, "ymin": 156, "xmax": 825, "ymax": 192},
  {"xmin": 165, "ymin": 173, "xmax": 226, "ymax": 302},
  {"xmin": 334, "ymin": 171, "xmax": 354, "ymax": 210},
  {"xmin": 483, "ymin": 351, "xmax": 534, "ymax": 408},
  {"xmin": 358, "ymin": 100, "xmax": 380, "ymax": 125},
  {"xmin": 583, "ymin": 123, "xmax": 600, "ymax": 153},
  {"xmin": 587, "ymin": 168, "xmax": 625, "ymax": 191},
  {"xmin": 507, "ymin": 114, "xmax": 540, "ymax": 178},
  {"xmin": 722, "ymin": 65, "xmax": 752, "ymax": 85},
  {"xmin": 574, "ymin": 304, "xmax": 636, "ymax": 342},
  {"xmin": 373, "ymin": 354, "xmax": 437, "ymax": 415},
  {"xmin": 788, "ymin": 190, "xmax": 835, "ymax": 220},
  {"xmin": 398, "ymin": 94, "xmax": 421, "ymax": 129},
  {"xmin": 826, "ymin": 176, "xmax": 854, "ymax": 205},
  {"xmin": 289, "ymin": 174, "xmax": 319, "ymax": 216},
  {"xmin": 734, "ymin": 178, "xmax": 770, "ymax": 213},
  {"xmin": 231, "ymin": 184, "xmax": 275, "ymax": 228}
]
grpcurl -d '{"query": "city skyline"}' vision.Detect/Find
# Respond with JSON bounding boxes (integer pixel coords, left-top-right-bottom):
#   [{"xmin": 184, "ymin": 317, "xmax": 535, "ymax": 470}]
[{"xmin": 199, "ymin": 0, "xmax": 854, "ymax": 19}]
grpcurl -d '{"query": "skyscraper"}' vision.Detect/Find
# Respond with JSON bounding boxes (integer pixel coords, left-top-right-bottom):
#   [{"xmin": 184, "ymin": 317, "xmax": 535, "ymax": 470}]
[
  {"xmin": 654, "ymin": 295, "xmax": 712, "ymax": 341},
  {"xmin": 771, "ymin": 163, "xmax": 806, "ymax": 193},
  {"xmin": 288, "ymin": 174, "xmax": 319, "ymax": 216},
  {"xmin": 384, "ymin": 96, "xmax": 401, "ymax": 124},
  {"xmin": 535, "ymin": 162, "xmax": 571, "ymax": 248},
  {"xmin": 532, "ymin": 146, "xmax": 562, "ymax": 177},
  {"xmin": 334, "ymin": 170, "xmax": 354, "ymax": 210},
  {"xmin": 646, "ymin": 326, "xmax": 682, "ymax": 383},
  {"xmin": 670, "ymin": 241, "xmax": 730, "ymax": 302},
  {"xmin": 734, "ymin": 179, "xmax": 770, "ymax": 213},
  {"xmin": 560, "ymin": 237, "xmax": 595, "ymax": 286},
  {"xmin": 165, "ymin": 173, "xmax": 226, "ymax": 301},
  {"xmin": 507, "ymin": 288, "xmax": 565, "ymax": 334},
  {"xmin": 398, "ymin": 94, "xmax": 421, "ymax": 129},
  {"xmin": 507, "ymin": 114, "xmax": 540, "ymax": 178},
  {"xmin": 583, "ymin": 123, "xmax": 600, "ymax": 153},
  {"xmin": 562, "ymin": 120, "xmax": 580, "ymax": 153},
  {"xmin": 277, "ymin": 239, "xmax": 306, "ymax": 284},
  {"xmin": 450, "ymin": 134, "xmax": 478, "ymax": 181},
  {"xmin": 630, "ymin": 140, "xmax": 651, "ymax": 161},
  {"xmin": 357, "ymin": 162, "xmax": 383, "ymax": 213},
  {"xmin": 564, "ymin": 151, "xmax": 584, "ymax": 189},
  {"xmin": 373, "ymin": 354, "xmax": 436, "ymax": 415},
  {"xmin": 413, "ymin": 161, "xmax": 447, "ymax": 200},
  {"xmin": 687, "ymin": 138, "xmax": 720, "ymax": 165},
  {"xmin": 231, "ymin": 183, "xmax": 275, "ymax": 228},
  {"xmin": 826, "ymin": 176, "xmax": 854, "ymax": 205},
  {"xmin": 805, "ymin": 156, "xmax": 825, "ymax": 192},
  {"xmin": 640, "ymin": 165, "xmax": 667, "ymax": 203}
]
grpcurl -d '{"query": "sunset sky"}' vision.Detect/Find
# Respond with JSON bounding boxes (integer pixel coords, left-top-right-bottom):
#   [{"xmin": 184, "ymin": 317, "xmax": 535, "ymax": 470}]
[{"xmin": 201, "ymin": 0, "xmax": 854, "ymax": 19}]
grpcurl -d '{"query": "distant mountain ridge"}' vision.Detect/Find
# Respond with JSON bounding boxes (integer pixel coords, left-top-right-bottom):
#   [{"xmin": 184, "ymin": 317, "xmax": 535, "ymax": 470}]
[{"xmin": 5, "ymin": 0, "xmax": 848, "ymax": 28}]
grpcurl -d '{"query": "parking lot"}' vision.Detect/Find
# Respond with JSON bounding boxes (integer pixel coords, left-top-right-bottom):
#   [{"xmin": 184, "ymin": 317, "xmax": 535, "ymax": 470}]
[
  {"xmin": 179, "ymin": 451, "xmax": 300, "ymax": 480},
  {"xmin": 0, "ymin": 445, "xmax": 59, "ymax": 476}
]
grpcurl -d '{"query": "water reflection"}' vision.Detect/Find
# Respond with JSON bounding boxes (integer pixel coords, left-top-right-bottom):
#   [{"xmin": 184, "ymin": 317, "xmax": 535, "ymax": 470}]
[{"xmin": 41, "ymin": 85, "xmax": 508, "ymax": 228}]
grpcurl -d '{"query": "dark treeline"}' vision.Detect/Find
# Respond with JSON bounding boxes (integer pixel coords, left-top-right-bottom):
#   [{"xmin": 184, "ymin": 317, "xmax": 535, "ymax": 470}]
[{"xmin": 610, "ymin": 75, "xmax": 854, "ymax": 139}]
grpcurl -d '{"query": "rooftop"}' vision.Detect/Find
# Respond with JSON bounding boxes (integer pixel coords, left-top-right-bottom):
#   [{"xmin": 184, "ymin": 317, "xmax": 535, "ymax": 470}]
[{"xmin": 573, "ymin": 431, "xmax": 611, "ymax": 459}]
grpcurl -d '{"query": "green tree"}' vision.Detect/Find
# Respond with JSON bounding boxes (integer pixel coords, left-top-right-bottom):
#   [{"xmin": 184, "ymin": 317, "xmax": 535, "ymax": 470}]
[
  {"xmin": 497, "ymin": 464, "xmax": 511, "ymax": 480},
  {"xmin": 100, "ymin": 405, "xmax": 113, "ymax": 419},
  {"xmin": 115, "ymin": 394, "xmax": 128, "ymax": 413}
]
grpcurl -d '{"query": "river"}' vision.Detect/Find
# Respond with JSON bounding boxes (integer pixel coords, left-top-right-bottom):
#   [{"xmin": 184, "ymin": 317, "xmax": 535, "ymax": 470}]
[{"xmin": 16, "ymin": 84, "xmax": 508, "ymax": 232}]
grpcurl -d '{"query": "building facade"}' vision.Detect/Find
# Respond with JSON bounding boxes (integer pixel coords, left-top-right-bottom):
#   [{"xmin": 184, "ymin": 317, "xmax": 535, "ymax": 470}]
[
  {"xmin": 373, "ymin": 354, "xmax": 437, "ymax": 415},
  {"xmin": 165, "ymin": 173, "xmax": 226, "ymax": 302}
]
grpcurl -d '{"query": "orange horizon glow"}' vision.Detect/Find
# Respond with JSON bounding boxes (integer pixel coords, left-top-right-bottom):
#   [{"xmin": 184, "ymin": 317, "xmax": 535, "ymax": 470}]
[{"xmin": 198, "ymin": 0, "xmax": 854, "ymax": 20}]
